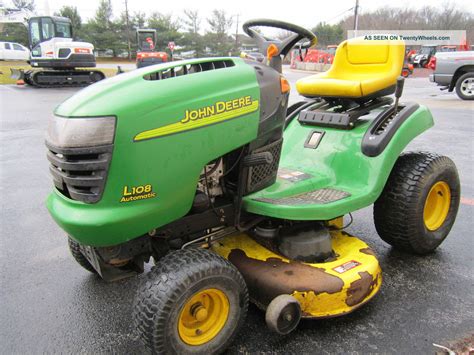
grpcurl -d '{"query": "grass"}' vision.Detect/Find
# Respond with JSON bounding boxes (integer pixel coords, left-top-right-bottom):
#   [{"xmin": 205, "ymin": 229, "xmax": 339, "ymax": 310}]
[{"xmin": 0, "ymin": 60, "xmax": 120, "ymax": 84}]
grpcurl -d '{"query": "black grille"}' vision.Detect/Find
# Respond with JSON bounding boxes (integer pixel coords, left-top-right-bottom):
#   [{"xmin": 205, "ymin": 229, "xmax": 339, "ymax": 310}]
[
  {"xmin": 46, "ymin": 143, "xmax": 113, "ymax": 203},
  {"xmin": 246, "ymin": 139, "xmax": 282, "ymax": 194},
  {"xmin": 58, "ymin": 48, "xmax": 71, "ymax": 58}
]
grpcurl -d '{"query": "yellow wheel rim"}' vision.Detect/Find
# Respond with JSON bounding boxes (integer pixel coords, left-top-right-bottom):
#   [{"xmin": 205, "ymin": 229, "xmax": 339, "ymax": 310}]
[
  {"xmin": 178, "ymin": 288, "xmax": 230, "ymax": 346},
  {"xmin": 423, "ymin": 181, "xmax": 451, "ymax": 231}
]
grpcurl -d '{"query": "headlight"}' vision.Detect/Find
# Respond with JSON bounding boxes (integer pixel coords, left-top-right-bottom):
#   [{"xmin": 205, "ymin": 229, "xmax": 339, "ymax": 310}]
[{"xmin": 46, "ymin": 115, "xmax": 116, "ymax": 148}]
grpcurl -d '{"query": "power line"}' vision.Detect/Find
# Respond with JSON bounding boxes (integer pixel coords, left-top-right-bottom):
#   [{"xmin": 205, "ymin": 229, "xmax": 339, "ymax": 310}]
[
  {"xmin": 124, "ymin": 0, "xmax": 131, "ymax": 60},
  {"xmin": 326, "ymin": 6, "xmax": 355, "ymax": 23},
  {"xmin": 234, "ymin": 14, "xmax": 239, "ymax": 52}
]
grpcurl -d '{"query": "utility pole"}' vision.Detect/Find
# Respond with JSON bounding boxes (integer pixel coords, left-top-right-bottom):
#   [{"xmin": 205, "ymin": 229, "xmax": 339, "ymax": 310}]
[
  {"xmin": 235, "ymin": 14, "xmax": 239, "ymax": 54},
  {"xmin": 353, "ymin": 0, "xmax": 359, "ymax": 35},
  {"xmin": 124, "ymin": 0, "xmax": 132, "ymax": 61}
]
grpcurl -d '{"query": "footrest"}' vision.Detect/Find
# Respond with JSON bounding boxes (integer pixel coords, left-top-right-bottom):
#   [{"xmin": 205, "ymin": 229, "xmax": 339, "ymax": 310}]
[
  {"xmin": 298, "ymin": 110, "xmax": 353, "ymax": 129},
  {"xmin": 254, "ymin": 188, "xmax": 350, "ymax": 205}
]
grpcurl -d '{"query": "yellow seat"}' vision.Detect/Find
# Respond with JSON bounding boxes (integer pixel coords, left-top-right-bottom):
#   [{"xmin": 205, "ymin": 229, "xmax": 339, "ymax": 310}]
[{"xmin": 296, "ymin": 37, "xmax": 405, "ymax": 99}]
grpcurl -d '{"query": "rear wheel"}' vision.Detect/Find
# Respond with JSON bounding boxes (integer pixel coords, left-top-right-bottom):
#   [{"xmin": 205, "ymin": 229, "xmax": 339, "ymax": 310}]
[
  {"xmin": 68, "ymin": 237, "xmax": 97, "ymax": 273},
  {"xmin": 455, "ymin": 72, "xmax": 474, "ymax": 100},
  {"xmin": 374, "ymin": 152, "xmax": 460, "ymax": 254},
  {"xmin": 133, "ymin": 248, "xmax": 248, "ymax": 354}
]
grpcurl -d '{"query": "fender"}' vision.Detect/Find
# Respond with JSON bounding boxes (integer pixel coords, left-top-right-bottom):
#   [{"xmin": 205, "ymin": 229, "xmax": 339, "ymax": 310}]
[
  {"xmin": 243, "ymin": 104, "xmax": 434, "ymax": 221},
  {"xmin": 366, "ymin": 103, "xmax": 434, "ymax": 197},
  {"xmin": 361, "ymin": 102, "xmax": 421, "ymax": 157}
]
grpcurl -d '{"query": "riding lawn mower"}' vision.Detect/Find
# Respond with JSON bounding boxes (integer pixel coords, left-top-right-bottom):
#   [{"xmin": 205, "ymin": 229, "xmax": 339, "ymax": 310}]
[{"xmin": 45, "ymin": 19, "xmax": 460, "ymax": 353}]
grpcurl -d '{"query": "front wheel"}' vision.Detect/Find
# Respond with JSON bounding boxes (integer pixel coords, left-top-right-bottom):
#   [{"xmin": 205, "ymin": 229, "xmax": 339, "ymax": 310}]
[
  {"xmin": 133, "ymin": 248, "xmax": 248, "ymax": 354},
  {"xmin": 68, "ymin": 237, "xmax": 97, "ymax": 274},
  {"xmin": 374, "ymin": 152, "xmax": 460, "ymax": 254},
  {"xmin": 455, "ymin": 72, "xmax": 474, "ymax": 100}
]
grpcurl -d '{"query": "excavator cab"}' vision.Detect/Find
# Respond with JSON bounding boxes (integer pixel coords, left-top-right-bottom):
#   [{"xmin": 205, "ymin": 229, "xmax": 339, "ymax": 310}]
[
  {"xmin": 27, "ymin": 16, "xmax": 95, "ymax": 68},
  {"xmin": 136, "ymin": 28, "xmax": 168, "ymax": 68},
  {"xmin": 28, "ymin": 16, "xmax": 73, "ymax": 50}
]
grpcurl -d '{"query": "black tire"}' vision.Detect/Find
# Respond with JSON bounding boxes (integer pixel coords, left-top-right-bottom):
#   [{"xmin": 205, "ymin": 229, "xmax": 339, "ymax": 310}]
[
  {"xmin": 133, "ymin": 248, "xmax": 248, "ymax": 354},
  {"xmin": 455, "ymin": 72, "xmax": 474, "ymax": 100},
  {"xmin": 374, "ymin": 152, "xmax": 460, "ymax": 254},
  {"xmin": 68, "ymin": 237, "xmax": 97, "ymax": 274}
]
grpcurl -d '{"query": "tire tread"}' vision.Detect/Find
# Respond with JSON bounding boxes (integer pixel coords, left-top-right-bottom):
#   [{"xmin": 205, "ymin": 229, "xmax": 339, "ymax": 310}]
[
  {"xmin": 133, "ymin": 247, "xmax": 248, "ymax": 354},
  {"xmin": 374, "ymin": 151, "xmax": 459, "ymax": 254}
]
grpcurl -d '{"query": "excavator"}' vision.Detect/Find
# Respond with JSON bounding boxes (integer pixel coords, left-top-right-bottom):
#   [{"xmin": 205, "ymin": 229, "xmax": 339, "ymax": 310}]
[
  {"xmin": 136, "ymin": 29, "xmax": 168, "ymax": 68},
  {"xmin": 1, "ymin": 7, "xmax": 105, "ymax": 87}
]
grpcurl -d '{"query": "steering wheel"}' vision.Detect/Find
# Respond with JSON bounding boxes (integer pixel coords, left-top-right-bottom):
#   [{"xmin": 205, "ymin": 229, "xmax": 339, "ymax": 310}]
[{"xmin": 242, "ymin": 19, "xmax": 317, "ymax": 58}]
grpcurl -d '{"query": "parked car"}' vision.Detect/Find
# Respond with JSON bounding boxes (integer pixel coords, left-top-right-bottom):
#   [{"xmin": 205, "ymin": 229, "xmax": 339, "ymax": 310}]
[
  {"xmin": 0, "ymin": 41, "xmax": 30, "ymax": 61},
  {"xmin": 429, "ymin": 51, "xmax": 474, "ymax": 100}
]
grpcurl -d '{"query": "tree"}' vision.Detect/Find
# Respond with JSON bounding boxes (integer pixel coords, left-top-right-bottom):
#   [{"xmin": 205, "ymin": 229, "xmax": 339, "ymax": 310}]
[
  {"xmin": 206, "ymin": 10, "xmax": 233, "ymax": 56},
  {"xmin": 0, "ymin": 24, "xmax": 28, "ymax": 46},
  {"xmin": 116, "ymin": 11, "xmax": 148, "ymax": 53},
  {"xmin": 207, "ymin": 10, "xmax": 233, "ymax": 35},
  {"xmin": 311, "ymin": 23, "xmax": 344, "ymax": 46},
  {"xmin": 116, "ymin": 11, "xmax": 146, "ymax": 57},
  {"xmin": 148, "ymin": 12, "xmax": 182, "ymax": 51},
  {"xmin": 12, "ymin": 0, "xmax": 35, "ymax": 11},
  {"xmin": 337, "ymin": 3, "xmax": 474, "ymax": 44},
  {"xmin": 133, "ymin": 12, "xmax": 147, "ymax": 29},
  {"xmin": 181, "ymin": 32, "xmax": 204, "ymax": 58},
  {"xmin": 181, "ymin": 9, "xmax": 204, "ymax": 57},
  {"xmin": 0, "ymin": 1, "xmax": 34, "ymax": 45},
  {"xmin": 183, "ymin": 9, "xmax": 200, "ymax": 34},
  {"xmin": 85, "ymin": 0, "xmax": 123, "ymax": 56},
  {"xmin": 93, "ymin": 0, "xmax": 114, "ymax": 26},
  {"xmin": 54, "ymin": 6, "xmax": 82, "ymax": 38}
]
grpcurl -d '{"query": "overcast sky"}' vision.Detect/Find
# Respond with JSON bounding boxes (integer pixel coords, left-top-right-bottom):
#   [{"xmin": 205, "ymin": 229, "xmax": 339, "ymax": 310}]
[{"xmin": 8, "ymin": 0, "xmax": 474, "ymax": 31}]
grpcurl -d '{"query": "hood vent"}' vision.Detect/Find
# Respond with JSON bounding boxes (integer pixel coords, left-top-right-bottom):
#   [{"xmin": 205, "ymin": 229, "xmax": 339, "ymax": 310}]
[{"xmin": 143, "ymin": 59, "xmax": 235, "ymax": 81}]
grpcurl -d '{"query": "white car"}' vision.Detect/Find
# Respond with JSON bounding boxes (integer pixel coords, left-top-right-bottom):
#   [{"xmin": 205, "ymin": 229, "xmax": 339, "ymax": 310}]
[{"xmin": 0, "ymin": 41, "xmax": 30, "ymax": 61}]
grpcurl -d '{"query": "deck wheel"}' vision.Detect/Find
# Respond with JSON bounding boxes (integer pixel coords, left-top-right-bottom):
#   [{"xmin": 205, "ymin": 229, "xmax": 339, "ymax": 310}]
[{"xmin": 265, "ymin": 294, "xmax": 301, "ymax": 335}]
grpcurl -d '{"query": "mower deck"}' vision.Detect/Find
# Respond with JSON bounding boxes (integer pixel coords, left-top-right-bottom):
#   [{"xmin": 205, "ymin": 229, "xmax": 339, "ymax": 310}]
[{"xmin": 212, "ymin": 230, "xmax": 381, "ymax": 318}]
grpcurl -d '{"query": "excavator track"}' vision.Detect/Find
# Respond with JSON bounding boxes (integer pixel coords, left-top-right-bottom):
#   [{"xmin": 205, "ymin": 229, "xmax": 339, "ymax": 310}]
[{"xmin": 23, "ymin": 69, "xmax": 106, "ymax": 88}]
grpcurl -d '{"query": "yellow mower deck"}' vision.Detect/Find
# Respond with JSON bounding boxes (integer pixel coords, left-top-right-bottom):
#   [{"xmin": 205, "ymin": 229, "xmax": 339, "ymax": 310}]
[{"xmin": 212, "ymin": 230, "xmax": 381, "ymax": 318}]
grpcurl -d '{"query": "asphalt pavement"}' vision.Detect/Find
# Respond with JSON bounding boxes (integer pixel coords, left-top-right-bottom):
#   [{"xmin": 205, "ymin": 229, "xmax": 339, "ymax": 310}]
[{"xmin": 0, "ymin": 67, "xmax": 473, "ymax": 354}]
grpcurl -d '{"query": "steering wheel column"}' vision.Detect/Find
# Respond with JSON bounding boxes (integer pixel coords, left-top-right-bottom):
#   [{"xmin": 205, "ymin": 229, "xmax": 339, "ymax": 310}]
[{"xmin": 242, "ymin": 19, "xmax": 317, "ymax": 73}]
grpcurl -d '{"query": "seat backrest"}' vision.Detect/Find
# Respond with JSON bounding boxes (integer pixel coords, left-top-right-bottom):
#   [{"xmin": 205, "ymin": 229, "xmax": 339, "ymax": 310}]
[
  {"xmin": 295, "ymin": 36, "xmax": 405, "ymax": 99},
  {"xmin": 346, "ymin": 40, "xmax": 389, "ymax": 64},
  {"xmin": 330, "ymin": 36, "xmax": 405, "ymax": 77}
]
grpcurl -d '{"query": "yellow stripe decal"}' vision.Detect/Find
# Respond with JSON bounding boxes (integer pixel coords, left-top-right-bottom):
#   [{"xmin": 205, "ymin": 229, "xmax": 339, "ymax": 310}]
[{"xmin": 134, "ymin": 98, "xmax": 259, "ymax": 141}]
